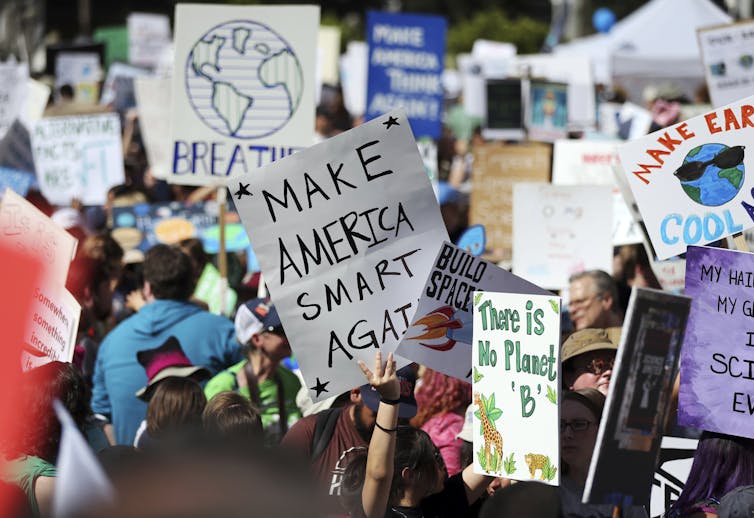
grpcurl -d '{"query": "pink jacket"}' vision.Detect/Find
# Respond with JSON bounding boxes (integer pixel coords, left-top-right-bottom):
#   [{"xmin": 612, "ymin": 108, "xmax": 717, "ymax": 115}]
[{"xmin": 421, "ymin": 413, "xmax": 465, "ymax": 476}]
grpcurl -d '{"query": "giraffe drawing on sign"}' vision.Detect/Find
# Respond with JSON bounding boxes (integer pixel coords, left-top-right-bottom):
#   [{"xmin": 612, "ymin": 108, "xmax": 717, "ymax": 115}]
[{"xmin": 474, "ymin": 392, "xmax": 503, "ymax": 471}]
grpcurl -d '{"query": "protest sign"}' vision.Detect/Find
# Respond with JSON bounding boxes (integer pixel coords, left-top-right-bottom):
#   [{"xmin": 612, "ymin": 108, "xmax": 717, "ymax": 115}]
[
  {"xmin": 618, "ymin": 95, "xmax": 754, "ymax": 260},
  {"xmin": 483, "ymin": 79, "xmax": 524, "ymax": 141},
  {"xmin": 340, "ymin": 41, "xmax": 368, "ymax": 117},
  {"xmin": 111, "ymin": 200, "xmax": 250, "ymax": 253},
  {"xmin": 395, "ymin": 242, "xmax": 549, "ymax": 381},
  {"xmin": 32, "ymin": 113, "xmax": 125, "ymax": 206},
  {"xmin": 0, "ymin": 61, "xmax": 29, "ymax": 139},
  {"xmin": 232, "ymin": 108, "xmax": 449, "ymax": 401},
  {"xmin": 512, "ymin": 183, "xmax": 613, "ymax": 290},
  {"xmin": 0, "ymin": 188, "xmax": 77, "ymax": 286},
  {"xmin": 169, "ymin": 4, "xmax": 319, "ymax": 186},
  {"xmin": 649, "ymin": 436, "xmax": 697, "ymax": 518},
  {"xmin": 552, "ymin": 139, "xmax": 642, "ymax": 246},
  {"xmin": 99, "ymin": 62, "xmax": 150, "ymax": 106},
  {"xmin": 22, "ymin": 287, "xmax": 81, "ymax": 368},
  {"xmin": 318, "ymin": 26, "xmax": 341, "ymax": 88},
  {"xmin": 527, "ymin": 80, "xmax": 568, "ymax": 142},
  {"xmin": 365, "ymin": 11, "xmax": 447, "ymax": 139},
  {"xmin": 470, "ymin": 143, "xmax": 551, "ymax": 261},
  {"xmin": 651, "ymin": 257, "xmax": 687, "ymax": 293},
  {"xmin": 23, "ymin": 79, "xmax": 51, "ymax": 127},
  {"xmin": 679, "ymin": 245, "xmax": 754, "ymax": 438},
  {"xmin": 584, "ymin": 287, "xmax": 691, "ymax": 508},
  {"xmin": 698, "ymin": 20, "xmax": 754, "ymax": 108},
  {"xmin": 471, "ymin": 291, "xmax": 561, "ymax": 483},
  {"xmin": 127, "ymin": 12, "xmax": 172, "ymax": 69},
  {"xmin": 134, "ymin": 77, "xmax": 171, "ymax": 179},
  {"xmin": 194, "ymin": 262, "xmax": 238, "ymax": 316},
  {"xmin": 55, "ymin": 52, "xmax": 102, "ymax": 104}
]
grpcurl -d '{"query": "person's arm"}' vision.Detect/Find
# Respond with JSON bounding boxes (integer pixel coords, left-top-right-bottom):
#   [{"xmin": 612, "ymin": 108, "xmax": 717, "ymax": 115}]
[
  {"xmin": 358, "ymin": 351, "xmax": 400, "ymax": 518},
  {"xmin": 460, "ymin": 465, "xmax": 494, "ymax": 504},
  {"xmin": 34, "ymin": 475, "xmax": 55, "ymax": 518}
]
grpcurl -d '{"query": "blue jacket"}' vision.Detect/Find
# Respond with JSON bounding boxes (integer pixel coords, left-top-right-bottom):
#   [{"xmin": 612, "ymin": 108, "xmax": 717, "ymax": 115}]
[{"xmin": 92, "ymin": 300, "xmax": 242, "ymax": 444}]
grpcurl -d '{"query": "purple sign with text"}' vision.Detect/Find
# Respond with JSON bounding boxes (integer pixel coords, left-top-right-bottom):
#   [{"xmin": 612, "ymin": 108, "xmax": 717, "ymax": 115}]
[{"xmin": 680, "ymin": 245, "xmax": 754, "ymax": 438}]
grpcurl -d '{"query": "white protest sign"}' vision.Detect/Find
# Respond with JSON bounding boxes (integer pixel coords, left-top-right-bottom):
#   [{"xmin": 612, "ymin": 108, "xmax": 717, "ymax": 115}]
[
  {"xmin": 127, "ymin": 12, "xmax": 172, "ymax": 69},
  {"xmin": 395, "ymin": 242, "xmax": 549, "ymax": 381},
  {"xmin": 22, "ymin": 79, "xmax": 51, "ymax": 127},
  {"xmin": 232, "ymin": 108, "xmax": 449, "ymax": 401},
  {"xmin": 55, "ymin": 52, "xmax": 102, "ymax": 104},
  {"xmin": 32, "ymin": 113, "xmax": 125, "ymax": 206},
  {"xmin": 100, "ymin": 62, "xmax": 151, "ymax": 105},
  {"xmin": 0, "ymin": 62, "xmax": 29, "ymax": 139},
  {"xmin": 339, "ymin": 41, "xmax": 368, "ymax": 118},
  {"xmin": 318, "ymin": 26, "xmax": 341, "ymax": 87},
  {"xmin": 698, "ymin": 21, "xmax": 754, "ymax": 108},
  {"xmin": 23, "ymin": 287, "xmax": 80, "ymax": 368},
  {"xmin": 0, "ymin": 188, "xmax": 77, "ymax": 286},
  {"xmin": 552, "ymin": 139, "xmax": 642, "ymax": 246},
  {"xmin": 169, "ymin": 4, "xmax": 319, "ymax": 186},
  {"xmin": 618, "ymin": 95, "xmax": 754, "ymax": 260},
  {"xmin": 512, "ymin": 183, "xmax": 613, "ymax": 290},
  {"xmin": 472, "ymin": 290, "xmax": 560, "ymax": 483},
  {"xmin": 134, "ymin": 77, "xmax": 172, "ymax": 180}
]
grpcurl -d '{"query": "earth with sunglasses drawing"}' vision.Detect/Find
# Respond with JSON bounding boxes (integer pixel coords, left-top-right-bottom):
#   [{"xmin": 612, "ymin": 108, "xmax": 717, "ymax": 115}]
[{"xmin": 674, "ymin": 143, "xmax": 745, "ymax": 206}]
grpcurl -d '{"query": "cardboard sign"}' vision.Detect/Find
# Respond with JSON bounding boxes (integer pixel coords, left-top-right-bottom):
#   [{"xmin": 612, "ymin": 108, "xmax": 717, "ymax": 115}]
[
  {"xmin": 395, "ymin": 242, "xmax": 550, "ymax": 381},
  {"xmin": 365, "ymin": 11, "xmax": 447, "ymax": 139},
  {"xmin": 584, "ymin": 287, "xmax": 691, "ymax": 508},
  {"xmin": 127, "ymin": 12, "xmax": 172, "ymax": 69},
  {"xmin": 679, "ymin": 245, "xmax": 754, "ymax": 438},
  {"xmin": 552, "ymin": 139, "xmax": 642, "ymax": 246},
  {"xmin": 23, "ymin": 287, "xmax": 81, "ymax": 368},
  {"xmin": 134, "ymin": 77, "xmax": 172, "ymax": 179},
  {"xmin": 0, "ymin": 62, "xmax": 29, "ymax": 139},
  {"xmin": 527, "ymin": 80, "xmax": 568, "ymax": 142},
  {"xmin": 169, "ymin": 4, "xmax": 319, "ymax": 186},
  {"xmin": 0, "ymin": 189, "xmax": 77, "ymax": 286},
  {"xmin": 232, "ymin": 108, "xmax": 449, "ymax": 401},
  {"xmin": 483, "ymin": 79, "xmax": 524, "ymax": 141},
  {"xmin": 512, "ymin": 184, "xmax": 613, "ymax": 290},
  {"xmin": 111, "ymin": 201, "xmax": 250, "ymax": 253},
  {"xmin": 698, "ymin": 21, "xmax": 754, "ymax": 108},
  {"xmin": 472, "ymin": 291, "xmax": 561, "ymax": 484},
  {"xmin": 469, "ymin": 143, "xmax": 551, "ymax": 261},
  {"xmin": 618, "ymin": 95, "xmax": 754, "ymax": 260},
  {"xmin": 32, "ymin": 113, "xmax": 125, "ymax": 206}
]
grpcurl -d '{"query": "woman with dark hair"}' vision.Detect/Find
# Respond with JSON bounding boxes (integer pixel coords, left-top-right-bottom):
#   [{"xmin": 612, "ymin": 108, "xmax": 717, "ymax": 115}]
[
  {"xmin": 411, "ymin": 368, "xmax": 471, "ymax": 476},
  {"xmin": 666, "ymin": 431, "xmax": 754, "ymax": 518},
  {"xmin": 138, "ymin": 377, "xmax": 206, "ymax": 447},
  {"xmin": 1, "ymin": 361, "xmax": 92, "ymax": 517},
  {"xmin": 342, "ymin": 352, "xmax": 491, "ymax": 518}
]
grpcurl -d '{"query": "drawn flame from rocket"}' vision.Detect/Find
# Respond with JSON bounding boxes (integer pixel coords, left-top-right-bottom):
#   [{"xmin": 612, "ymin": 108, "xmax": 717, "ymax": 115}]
[{"xmin": 406, "ymin": 305, "xmax": 463, "ymax": 351}]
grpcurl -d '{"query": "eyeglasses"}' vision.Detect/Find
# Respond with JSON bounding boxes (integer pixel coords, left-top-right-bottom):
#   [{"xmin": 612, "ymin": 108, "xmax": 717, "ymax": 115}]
[
  {"xmin": 568, "ymin": 293, "xmax": 602, "ymax": 309},
  {"xmin": 580, "ymin": 357, "xmax": 614, "ymax": 376},
  {"xmin": 673, "ymin": 145, "xmax": 745, "ymax": 182},
  {"xmin": 560, "ymin": 419, "xmax": 594, "ymax": 433}
]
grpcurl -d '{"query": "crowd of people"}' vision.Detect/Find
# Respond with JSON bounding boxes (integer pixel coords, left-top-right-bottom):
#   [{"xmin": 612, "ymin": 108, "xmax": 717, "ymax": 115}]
[{"xmin": 4, "ymin": 77, "xmax": 754, "ymax": 518}]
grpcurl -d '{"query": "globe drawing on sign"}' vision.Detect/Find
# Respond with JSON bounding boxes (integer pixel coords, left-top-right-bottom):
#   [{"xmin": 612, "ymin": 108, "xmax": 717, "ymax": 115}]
[
  {"xmin": 673, "ymin": 143, "xmax": 745, "ymax": 207},
  {"xmin": 185, "ymin": 20, "xmax": 303, "ymax": 138}
]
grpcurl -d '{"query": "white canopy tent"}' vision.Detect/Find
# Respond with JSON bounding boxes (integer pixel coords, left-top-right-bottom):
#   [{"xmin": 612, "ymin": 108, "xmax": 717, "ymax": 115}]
[{"xmin": 555, "ymin": 0, "xmax": 732, "ymax": 90}]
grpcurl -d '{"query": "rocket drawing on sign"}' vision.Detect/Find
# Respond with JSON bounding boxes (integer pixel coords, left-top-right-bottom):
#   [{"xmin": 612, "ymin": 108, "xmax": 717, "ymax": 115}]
[{"xmin": 405, "ymin": 305, "xmax": 471, "ymax": 351}]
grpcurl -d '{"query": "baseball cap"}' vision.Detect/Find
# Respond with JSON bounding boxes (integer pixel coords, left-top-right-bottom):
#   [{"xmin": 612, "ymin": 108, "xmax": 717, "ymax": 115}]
[
  {"xmin": 234, "ymin": 298, "xmax": 283, "ymax": 344},
  {"xmin": 719, "ymin": 485, "xmax": 754, "ymax": 518},
  {"xmin": 561, "ymin": 328, "xmax": 618, "ymax": 364},
  {"xmin": 360, "ymin": 365, "xmax": 418, "ymax": 419}
]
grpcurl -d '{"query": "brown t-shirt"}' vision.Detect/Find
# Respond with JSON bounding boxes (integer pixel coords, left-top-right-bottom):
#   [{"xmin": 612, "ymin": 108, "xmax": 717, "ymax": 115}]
[{"xmin": 281, "ymin": 405, "xmax": 367, "ymax": 508}]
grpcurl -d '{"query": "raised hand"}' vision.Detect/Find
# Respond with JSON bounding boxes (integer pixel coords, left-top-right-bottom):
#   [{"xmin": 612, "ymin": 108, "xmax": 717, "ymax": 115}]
[{"xmin": 357, "ymin": 351, "xmax": 400, "ymax": 401}]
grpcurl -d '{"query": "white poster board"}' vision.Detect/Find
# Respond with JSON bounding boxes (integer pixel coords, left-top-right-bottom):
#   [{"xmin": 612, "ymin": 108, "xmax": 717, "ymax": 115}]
[
  {"xmin": 618, "ymin": 95, "xmax": 754, "ymax": 260},
  {"xmin": 127, "ymin": 12, "xmax": 172, "ymax": 69},
  {"xmin": 23, "ymin": 287, "xmax": 80, "ymax": 368},
  {"xmin": 552, "ymin": 139, "xmax": 642, "ymax": 246},
  {"xmin": 0, "ymin": 189, "xmax": 77, "ymax": 286},
  {"xmin": 232, "ymin": 108, "xmax": 449, "ymax": 401},
  {"xmin": 395, "ymin": 242, "xmax": 549, "ymax": 381},
  {"xmin": 472, "ymin": 290, "xmax": 560, "ymax": 484},
  {"xmin": 0, "ymin": 62, "xmax": 30, "ymax": 139},
  {"xmin": 698, "ymin": 21, "xmax": 754, "ymax": 108},
  {"xmin": 169, "ymin": 4, "xmax": 319, "ymax": 186},
  {"xmin": 512, "ymin": 183, "xmax": 613, "ymax": 290},
  {"xmin": 339, "ymin": 41, "xmax": 368, "ymax": 118},
  {"xmin": 54, "ymin": 52, "xmax": 102, "ymax": 104},
  {"xmin": 134, "ymin": 77, "xmax": 172, "ymax": 180},
  {"xmin": 32, "ymin": 113, "xmax": 125, "ymax": 206}
]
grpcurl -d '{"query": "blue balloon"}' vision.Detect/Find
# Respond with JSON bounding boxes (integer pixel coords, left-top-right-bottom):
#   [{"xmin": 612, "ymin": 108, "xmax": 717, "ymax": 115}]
[{"xmin": 592, "ymin": 7, "xmax": 616, "ymax": 33}]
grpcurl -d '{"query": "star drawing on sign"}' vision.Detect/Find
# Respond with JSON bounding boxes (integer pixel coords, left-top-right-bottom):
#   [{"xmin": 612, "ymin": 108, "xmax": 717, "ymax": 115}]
[
  {"xmin": 310, "ymin": 377, "xmax": 330, "ymax": 397},
  {"xmin": 382, "ymin": 115, "xmax": 400, "ymax": 130},
  {"xmin": 235, "ymin": 182, "xmax": 251, "ymax": 200}
]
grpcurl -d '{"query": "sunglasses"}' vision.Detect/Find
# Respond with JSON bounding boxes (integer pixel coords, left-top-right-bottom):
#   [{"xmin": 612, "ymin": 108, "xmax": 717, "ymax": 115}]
[
  {"xmin": 560, "ymin": 419, "xmax": 594, "ymax": 433},
  {"xmin": 579, "ymin": 357, "xmax": 614, "ymax": 376},
  {"xmin": 673, "ymin": 145, "xmax": 745, "ymax": 182}
]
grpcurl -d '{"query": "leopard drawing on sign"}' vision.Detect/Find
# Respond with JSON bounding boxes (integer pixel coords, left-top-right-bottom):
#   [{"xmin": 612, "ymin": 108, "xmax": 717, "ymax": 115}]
[{"xmin": 525, "ymin": 453, "xmax": 549, "ymax": 480}]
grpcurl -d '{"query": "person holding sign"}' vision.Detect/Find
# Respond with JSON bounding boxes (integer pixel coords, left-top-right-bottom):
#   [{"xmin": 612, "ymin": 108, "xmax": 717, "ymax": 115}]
[{"xmin": 342, "ymin": 351, "xmax": 492, "ymax": 518}]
